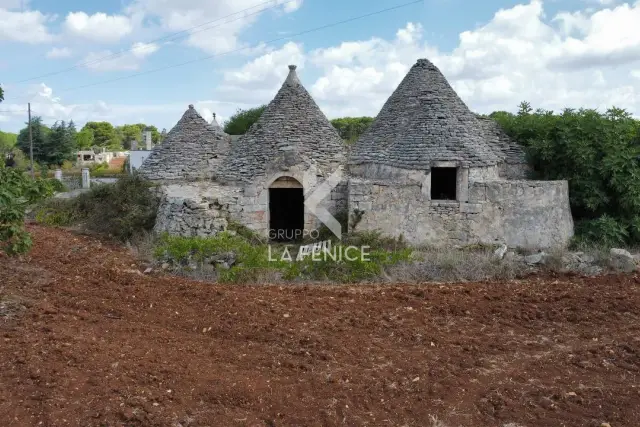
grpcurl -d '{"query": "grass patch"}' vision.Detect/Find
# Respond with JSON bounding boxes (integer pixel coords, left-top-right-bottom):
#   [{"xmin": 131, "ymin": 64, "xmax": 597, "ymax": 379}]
[
  {"xmin": 387, "ymin": 247, "xmax": 520, "ymax": 283},
  {"xmin": 154, "ymin": 233, "xmax": 412, "ymax": 284}
]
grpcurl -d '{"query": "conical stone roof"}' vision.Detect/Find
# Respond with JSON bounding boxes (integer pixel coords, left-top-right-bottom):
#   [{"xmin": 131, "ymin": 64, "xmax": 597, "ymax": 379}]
[
  {"xmin": 350, "ymin": 58, "xmax": 500, "ymax": 169},
  {"xmin": 211, "ymin": 112, "xmax": 223, "ymax": 130},
  {"xmin": 138, "ymin": 105, "xmax": 230, "ymax": 181},
  {"xmin": 220, "ymin": 65, "xmax": 346, "ymax": 184},
  {"xmin": 475, "ymin": 114, "xmax": 526, "ymax": 166}
]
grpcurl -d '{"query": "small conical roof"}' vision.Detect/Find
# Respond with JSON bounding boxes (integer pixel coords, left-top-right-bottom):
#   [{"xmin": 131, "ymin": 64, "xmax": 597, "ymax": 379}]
[
  {"xmin": 138, "ymin": 105, "xmax": 230, "ymax": 181},
  {"xmin": 210, "ymin": 112, "xmax": 223, "ymax": 130},
  {"xmin": 350, "ymin": 59, "xmax": 500, "ymax": 169},
  {"xmin": 220, "ymin": 65, "xmax": 345, "ymax": 183}
]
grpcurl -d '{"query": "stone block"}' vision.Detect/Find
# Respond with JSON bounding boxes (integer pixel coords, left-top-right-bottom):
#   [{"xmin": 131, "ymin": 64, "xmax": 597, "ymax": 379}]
[
  {"xmin": 468, "ymin": 185, "xmax": 486, "ymax": 202},
  {"xmin": 460, "ymin": 203, "xmax": 482, "ymax": 214},
  {"xmin": 357, "ymin": 201, "xmax": 372, "ymax": 211}
]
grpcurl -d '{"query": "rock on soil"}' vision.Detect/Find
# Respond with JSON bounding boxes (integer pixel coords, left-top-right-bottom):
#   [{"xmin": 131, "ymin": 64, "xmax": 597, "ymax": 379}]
[
  {"xmin": 610, "ymin": 248, "xmax": 638, "ymax": 273},
  {"xmin": 0, "ymin": 225, "xmax": 639, "ymax": 426}
]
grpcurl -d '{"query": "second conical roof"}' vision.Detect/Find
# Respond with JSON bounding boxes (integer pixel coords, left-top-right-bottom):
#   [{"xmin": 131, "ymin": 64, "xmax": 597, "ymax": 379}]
[
  {"xmin": 220, "ymin": 65, "xmax": 345, "ymax": 183},
  {"xmin": 350, "ymin": 58, "xmax": 500, "ymax": 169}
]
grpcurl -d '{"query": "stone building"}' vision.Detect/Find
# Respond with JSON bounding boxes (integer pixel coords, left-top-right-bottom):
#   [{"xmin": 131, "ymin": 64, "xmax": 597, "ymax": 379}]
[{"xmin": 139, "ymin": 59, "xmax": 574, "ymax": 248}]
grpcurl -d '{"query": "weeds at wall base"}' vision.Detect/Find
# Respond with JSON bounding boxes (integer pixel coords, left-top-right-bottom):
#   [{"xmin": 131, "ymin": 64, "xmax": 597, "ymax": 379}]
[{"xmin": 153, "ymin": 232, "xmax": 412, "ymax": 284}]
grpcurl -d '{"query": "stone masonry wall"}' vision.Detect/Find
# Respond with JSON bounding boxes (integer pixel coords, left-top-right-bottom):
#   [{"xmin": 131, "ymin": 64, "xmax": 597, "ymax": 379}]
[
  {"xmin": 348, "ymin": 178, "xmax": 573, "ymax": 249},
  {"xmin": 154, "ymin": 183, "xmax": 242, "ymax": 237},
  {"xmin": 155, "ymin": 168, "xmax": 346, "ymax": 239},
  {"xmin": 468, "ymin": 180, "xmax": 574, "ymax": 248}
]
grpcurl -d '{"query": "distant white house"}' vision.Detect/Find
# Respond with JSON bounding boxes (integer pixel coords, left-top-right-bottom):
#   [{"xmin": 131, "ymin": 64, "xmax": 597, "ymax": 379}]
[
  {"xmin": 77, "ymin": 148, "xmax": 125, "ymax": 167},
  {"xmin": 129, "ymin": 150, "xmax": 152, "ymax": 173},
  {"xmin": 128, "ymin": 128, "xmax": 154, "ymax": 173}
]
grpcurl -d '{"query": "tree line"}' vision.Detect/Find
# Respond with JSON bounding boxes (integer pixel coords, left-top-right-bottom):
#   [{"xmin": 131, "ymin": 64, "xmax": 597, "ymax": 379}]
[
  {"xmin": 3, "ymin": 99, "xmax": 640, "ymax": 245},
  {"xmin": 0, "ymin": 118, "xmax": 167, "ymax": 168},
  {"xmin": 490, "ymin": 102, "xmax": 640, "ymax": 246},
  {"xmin": 222, "ymin": 105, "xmax": 374, "ymax": 142}
]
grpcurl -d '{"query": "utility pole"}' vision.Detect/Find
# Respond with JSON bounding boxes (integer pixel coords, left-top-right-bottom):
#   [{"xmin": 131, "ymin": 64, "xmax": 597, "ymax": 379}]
[{"xmin": 28, "ymin": 102, "xmax": 34, "ymax": 177}]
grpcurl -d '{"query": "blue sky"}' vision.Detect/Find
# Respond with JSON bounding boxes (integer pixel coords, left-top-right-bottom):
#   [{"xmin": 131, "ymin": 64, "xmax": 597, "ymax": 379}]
[{"xmin": 1, "ymin": 0, "xmax": 639, "ymax": 133}]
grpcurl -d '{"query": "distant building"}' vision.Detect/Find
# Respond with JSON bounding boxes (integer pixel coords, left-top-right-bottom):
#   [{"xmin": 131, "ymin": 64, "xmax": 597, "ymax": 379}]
[
  {"xmin": 76, "ymin": 148, "xmax": 123, "ymax": 167},
  {"xmin": 128, "ymin": 130, "xmax": 154, "ymax": 173}
]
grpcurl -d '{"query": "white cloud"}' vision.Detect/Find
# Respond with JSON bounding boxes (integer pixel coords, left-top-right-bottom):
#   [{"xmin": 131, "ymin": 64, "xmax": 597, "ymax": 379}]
[
  {"xmin": 46, "ymin": 47, "xmax": 73, "ymax": 59},
  {"xmin": 213, "ymin": 0, "xmax": 640, "ymax": 119},
  {"xmin": 82, "ymin": 42, "xmax": 159, "ymax": 72},
  {"xmin": 64, "ymin": 11, "xmax": 133, "ymax": 42},
  {"xmin": 217, "ymin": 41, "xmax": 305, "ymax": 103},
  {"xmin": 0, "ymin": 9, "xmax": 54, "ymax": 43},
  {"xmin": 0, "ymin": 83, "xmax": 175, "ymax": 128},
  {"xmin": 198, "ymin": 107, "xmax": 214, "ymax": 124},
  {"xmin": 549, "ymin": 2, "xmax": 640, "ymax": 70},
  {"xmin": 283, "ymin": 0, "xmax": 303, "ymax": 13},
  {"xmin": 0, "ymin": 82, "xmax": 247, "ymax": 133},
  {"xmin": 127, "ymin": 0, "xmax": 302, "ymax": 54}
]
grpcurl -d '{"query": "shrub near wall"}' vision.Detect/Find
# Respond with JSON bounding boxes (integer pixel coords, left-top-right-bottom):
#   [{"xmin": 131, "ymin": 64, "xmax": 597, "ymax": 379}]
[
  {"xmin": 492, "ymin": 103, "xmax": 640, "ymax": 246},
  {"xmin": 36, "ymin": 174, "xmax": 159, "ymax": 242}
]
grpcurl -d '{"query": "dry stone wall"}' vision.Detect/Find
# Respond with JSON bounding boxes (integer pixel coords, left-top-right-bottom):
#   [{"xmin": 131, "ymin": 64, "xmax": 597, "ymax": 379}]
[
  {"xmin": 154, "ymin": 169, "xmax": 346, "ymax": 239},
  {"xmin": 348, "ymin": 178, "xmax": 573, "ymax": 249}
]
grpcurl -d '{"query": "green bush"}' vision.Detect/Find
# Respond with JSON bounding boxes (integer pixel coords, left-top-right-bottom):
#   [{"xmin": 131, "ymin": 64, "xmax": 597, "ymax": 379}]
[
  {"xmin": 34, "ymin": 198, "xmax": 78, "ymax": 226},
  {"xmin": 35, "ymin": 173, "xmax": 158, "ymax": 242},
  {"xmin": 492, "ymin": 103, "xmax": 640, "ymax": 245},
  {"xmin": 47, "ymin": 178, "xmax": 67, "ymax": 193},
  {"xmin": 0, "ymin": 166, "xmax": 55, "ymax": 254},
  {"xmin": 573, "ymin": 214, "xmax": 629, "ymax": 247}
]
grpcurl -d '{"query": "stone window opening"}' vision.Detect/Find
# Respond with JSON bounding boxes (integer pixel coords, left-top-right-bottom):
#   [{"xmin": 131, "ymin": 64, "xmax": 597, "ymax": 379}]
[
  {"xmin": 268, "ymin": 177, "xmax": 304, "ymax": 242},
  {"xmin": 430, "ymin": 167, "xmax": 458, "ymax": 200}
]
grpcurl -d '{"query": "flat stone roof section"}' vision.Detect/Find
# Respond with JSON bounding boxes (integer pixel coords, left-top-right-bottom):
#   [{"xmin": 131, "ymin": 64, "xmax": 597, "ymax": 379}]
[{"xmin": 350, "ymin": 58, "xmax": 501, "ymax": 169}]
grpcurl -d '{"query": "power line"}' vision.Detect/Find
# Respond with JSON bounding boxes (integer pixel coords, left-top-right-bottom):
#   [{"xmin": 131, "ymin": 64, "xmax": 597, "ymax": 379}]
[
  {"xmin": 55, "ymin": 1, "xmax": 422, "ymax": 95},
  {"xmin": 12, "ymin": 0, "xmax": 294, "ymax": 85},
  {"xmin": 2, "ymin": 1, "xmax": 421, "ymax": 108}
]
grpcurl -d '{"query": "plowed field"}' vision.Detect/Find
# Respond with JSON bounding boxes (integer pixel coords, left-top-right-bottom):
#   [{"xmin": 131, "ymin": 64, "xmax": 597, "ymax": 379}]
[{"xmin": 1, "ymin": 225, "xmax": 639, "ymax": 427}]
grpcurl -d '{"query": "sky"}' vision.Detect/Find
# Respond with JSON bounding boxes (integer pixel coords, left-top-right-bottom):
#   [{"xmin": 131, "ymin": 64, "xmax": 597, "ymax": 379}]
[{"xmin": 0, "ymin": 0, "xmax": 639, "ymax": 133}]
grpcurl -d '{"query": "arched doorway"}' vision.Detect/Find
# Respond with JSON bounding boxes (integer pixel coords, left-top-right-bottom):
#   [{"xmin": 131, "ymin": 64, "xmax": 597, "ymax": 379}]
[{"xmin": 269, "ymin": 176, "xmax": 304, "ymax": 241}]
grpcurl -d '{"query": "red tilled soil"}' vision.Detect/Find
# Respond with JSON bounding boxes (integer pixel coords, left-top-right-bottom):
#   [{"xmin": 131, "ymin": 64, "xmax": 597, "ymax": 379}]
[{"xmin": 1, "ymin": 225, "xmax": 639, "ymax": 427}]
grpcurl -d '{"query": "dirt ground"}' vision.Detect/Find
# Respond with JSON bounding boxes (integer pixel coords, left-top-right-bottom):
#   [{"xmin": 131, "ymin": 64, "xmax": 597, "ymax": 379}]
[{"xmin": 1, "ymin": 225, "xmax": 639, "ymax": 427}]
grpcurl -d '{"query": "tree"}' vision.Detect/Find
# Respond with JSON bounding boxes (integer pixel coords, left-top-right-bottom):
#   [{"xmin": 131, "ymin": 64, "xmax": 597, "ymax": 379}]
[
  {"xmin": 145, "ymin": 125, "xmax": 161, "ymax": 144},
  {"xmin": 159, "ymin": 128, "xmax": 167, "ymax": 143},
  {"xmin": 44, "ymin": 121, "xmax": 76, "ymax": 165},
  {"xmin": 493, "ymin": 102, "xmax": 640, "ymax": 245},
  {"xmin": 0, "ymin": 85, "xmax": 4, "ymax": 103},
  {"xmin": 82, "ymin": 121, "xmax": 121, "ymax": 148},
  {"xmin": 0, "ymin": 165, "xmax": 55, "ymax": 254},
  {"xmin": 223, "ymin": 105, "xmax": 267, "ymax": 135},
  {"xmin": 116, "ymin": 124, "xmax": 143, "ymax": 150},
  {"xmin": 115, "ymin": 123, "xmax": 161, "ymax": 149},
  {"xmin": 67, "ymin": 120, "xmax": 77, "ymax": 144},
  {"xmin": 16, "ymin": 116, "xmax": 49, "ymax": 165},
  {"xmin": 75, "ymin": 128, "xmax": 95, "ymax": 150},
  {"xmin": 330, "ymin": 117, "xmax": 374, "ymax": 143},
  {"xmin": 0, "ymin": 130, "xmax": 17, "ymax": 153}
]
